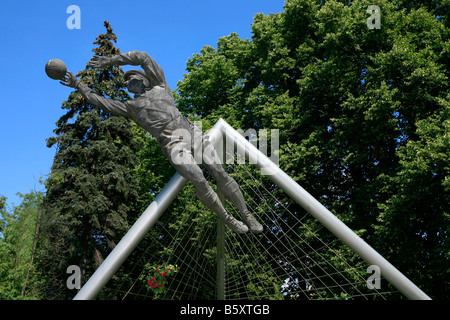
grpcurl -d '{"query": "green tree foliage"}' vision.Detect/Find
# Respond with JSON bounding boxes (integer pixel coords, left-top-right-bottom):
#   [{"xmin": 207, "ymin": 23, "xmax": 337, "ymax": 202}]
[
  {"xmin": 1, "ymin": 0, "xmax": 442, "ymax": 300},
  {"xmin": 130, "ymin": 123, "xmax": 176, "ymax": 210},
  {"xmin": 41, "ymin": 21, "xmax": 140, "ymax": 299},
  {"xmin": 375, "ymin": 98, "xmax": 450, "ymax": 297},
  {"xmin": 0, "ymin": 192, "xmax": 44, "ymax": 299},
  {"xmin": 174, "ymin": 0, "xmax": 449, "ymax": 299}
]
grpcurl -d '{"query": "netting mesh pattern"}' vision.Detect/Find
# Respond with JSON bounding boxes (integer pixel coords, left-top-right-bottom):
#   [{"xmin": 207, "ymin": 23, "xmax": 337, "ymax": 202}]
[{"xmin": 101, "ymin": 161, "xmax": 402, "ymax": 300}]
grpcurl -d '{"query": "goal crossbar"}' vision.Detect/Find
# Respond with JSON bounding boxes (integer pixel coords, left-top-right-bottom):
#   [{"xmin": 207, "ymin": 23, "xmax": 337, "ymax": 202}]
[{"xmin": 73, "ymin": 118, "xmax": 431, "ymax": 300}]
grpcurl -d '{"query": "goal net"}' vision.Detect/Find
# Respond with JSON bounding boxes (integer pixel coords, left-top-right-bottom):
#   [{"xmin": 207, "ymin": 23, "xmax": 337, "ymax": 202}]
[{"xmin": 74, "ymin": 119, "xmax": 429, "ymax": 300}]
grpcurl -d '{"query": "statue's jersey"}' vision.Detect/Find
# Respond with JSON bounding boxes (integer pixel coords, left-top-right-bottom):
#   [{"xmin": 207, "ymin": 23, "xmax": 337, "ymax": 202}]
[
  {"xmin": 125, "ymin": 86, "xmax": 182, "ymax": 138},
  {"xmin": 76, "ymin": 51, "xmax": 203, "ymax": 158}
]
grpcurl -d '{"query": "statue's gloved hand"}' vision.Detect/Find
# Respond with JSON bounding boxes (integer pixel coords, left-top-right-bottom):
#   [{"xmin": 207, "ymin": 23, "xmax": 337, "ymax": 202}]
[
  {"xmin": 60, "ymin": 71, "xmax": 79, "ymax": 88},
  {"xmin": 88, "ymin": 55, "xmax": 111, "ymax": 68}
]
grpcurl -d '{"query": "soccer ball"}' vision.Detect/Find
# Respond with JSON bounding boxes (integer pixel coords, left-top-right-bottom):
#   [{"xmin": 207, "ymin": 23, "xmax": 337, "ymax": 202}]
[{"xmin": 45, "ymin": 59, "xmax": 67, "ymax": 80}]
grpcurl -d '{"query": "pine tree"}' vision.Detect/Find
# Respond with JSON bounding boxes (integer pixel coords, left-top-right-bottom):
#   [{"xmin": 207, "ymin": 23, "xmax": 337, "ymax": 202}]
[{"xmin": 41, "ymin": 21, "xmax": 139, "ymax": 299}]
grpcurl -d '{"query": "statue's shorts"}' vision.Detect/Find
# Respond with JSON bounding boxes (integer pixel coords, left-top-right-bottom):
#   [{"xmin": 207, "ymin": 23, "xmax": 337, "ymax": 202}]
[{"xmin": 155, "ymin": 116, "xmax": 225, "ymax": 186}]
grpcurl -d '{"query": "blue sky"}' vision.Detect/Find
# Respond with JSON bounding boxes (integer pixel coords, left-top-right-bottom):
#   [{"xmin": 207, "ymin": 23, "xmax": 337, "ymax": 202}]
[{"xmin": 0, "ymin": 0, "xmax": 285, "ymax": 208}]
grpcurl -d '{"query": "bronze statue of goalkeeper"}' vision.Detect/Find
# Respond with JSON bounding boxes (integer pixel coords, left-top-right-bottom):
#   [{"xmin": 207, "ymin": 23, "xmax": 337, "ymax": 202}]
[{"xmin": 60, "ymin": 50, "xmax": 263, "ymax": 234}]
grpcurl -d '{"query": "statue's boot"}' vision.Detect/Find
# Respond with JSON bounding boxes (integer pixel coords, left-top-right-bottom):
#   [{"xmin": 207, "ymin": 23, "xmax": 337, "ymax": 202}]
[
  {"xmin": 241, "ymin": 211, "xmax": 264, "ymax": 234},
  {"xmin": 222, "ymin": 180, "xmax": 264, "ymax": 233},
  {"xmin": 200, "ymin": 190, "xmax": 248, "ymax": 234}
]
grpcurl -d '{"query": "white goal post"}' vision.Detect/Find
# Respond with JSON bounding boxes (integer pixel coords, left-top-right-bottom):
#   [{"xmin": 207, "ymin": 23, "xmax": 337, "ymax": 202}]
[{"xmin": 73, "ymin": 118, "xmax": 431, "ymax": 300}]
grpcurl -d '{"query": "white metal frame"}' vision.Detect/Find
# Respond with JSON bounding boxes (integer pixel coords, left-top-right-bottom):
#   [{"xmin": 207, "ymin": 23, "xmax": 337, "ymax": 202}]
[{"xmin": 74, "ymin": 118, "xmax": 431, "ymax": 300}]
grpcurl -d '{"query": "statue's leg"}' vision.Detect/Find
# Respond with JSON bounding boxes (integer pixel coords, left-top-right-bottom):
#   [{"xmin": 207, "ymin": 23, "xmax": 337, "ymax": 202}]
[
  {"xmin": 168, "ymin": 147, "xmax": 248, "ymax": 234},
  {"xmin": 201, "ymin": 139, "xmax": 264, "ymax": 233}
]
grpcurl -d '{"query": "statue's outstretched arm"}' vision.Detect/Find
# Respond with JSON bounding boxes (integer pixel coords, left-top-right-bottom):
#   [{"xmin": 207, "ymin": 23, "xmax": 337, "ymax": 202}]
[
  {"xmin": 90, "ymin": 51, "xmax": 169, "ymax": 89},
  {"xmin": 61, "ymin": 71, "xmax": 130, "ymax": 118}
]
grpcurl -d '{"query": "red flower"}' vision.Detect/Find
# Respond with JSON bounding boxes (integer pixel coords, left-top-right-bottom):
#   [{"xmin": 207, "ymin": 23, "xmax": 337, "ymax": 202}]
[{"xmin": 147, "ymin": 265, "xmax": 179, "ymax": 293}]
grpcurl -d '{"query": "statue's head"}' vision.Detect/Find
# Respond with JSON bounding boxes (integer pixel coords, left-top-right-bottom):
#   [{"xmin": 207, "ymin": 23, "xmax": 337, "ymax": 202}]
[{"xmin": 124, "ymin": 70, "xmax": 150, "ymax": 94}]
